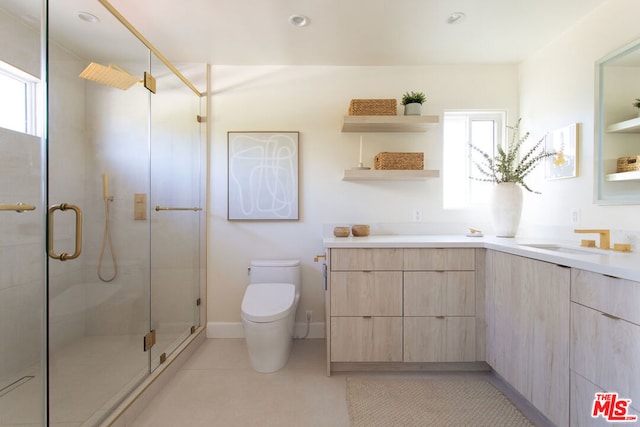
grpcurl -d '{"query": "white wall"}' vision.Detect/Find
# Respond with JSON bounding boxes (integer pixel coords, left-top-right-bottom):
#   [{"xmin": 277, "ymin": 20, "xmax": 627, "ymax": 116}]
[
  {"xmin": 207, "ymin": 65, "xmax": 519, "ymax": 333},
  {"xmin": 519, "ymin": 0, "xmax": 640, "ymax": 236}
]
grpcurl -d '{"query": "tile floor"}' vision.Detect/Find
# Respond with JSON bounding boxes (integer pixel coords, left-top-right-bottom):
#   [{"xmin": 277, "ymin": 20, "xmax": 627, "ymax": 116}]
[{"xmin": 130, "ymin": 338, "xmax": 553, "ymax": 427}]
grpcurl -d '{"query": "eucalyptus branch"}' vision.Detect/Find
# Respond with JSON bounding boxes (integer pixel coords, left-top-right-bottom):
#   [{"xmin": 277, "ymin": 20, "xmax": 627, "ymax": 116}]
[{"xmin": 468, "ymin": 119, "xmax": 554, "ymax": 193}]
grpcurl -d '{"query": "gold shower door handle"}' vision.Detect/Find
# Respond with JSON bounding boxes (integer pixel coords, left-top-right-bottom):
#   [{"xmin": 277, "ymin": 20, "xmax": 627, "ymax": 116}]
[
  {"xmin": 48, "ymin": 203, "xmax": 83, "ymax": 261},
  {"xmin": 155, "ymin": 206, "xmax": 202, "ymax": 211}
]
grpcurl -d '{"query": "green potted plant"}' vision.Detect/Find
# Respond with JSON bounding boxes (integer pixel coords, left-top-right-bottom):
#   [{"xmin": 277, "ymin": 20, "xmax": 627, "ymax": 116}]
[
  {"xmin": 401, "ymin": 91, "xmax": 426, "ymax": 116},
  {"xmin": 469, "ymin": 118, "xmax": 554, "ymax": 237},
  {"xmin": 633, "ymin": 98, "xmax": 640, "ymax": 116}
]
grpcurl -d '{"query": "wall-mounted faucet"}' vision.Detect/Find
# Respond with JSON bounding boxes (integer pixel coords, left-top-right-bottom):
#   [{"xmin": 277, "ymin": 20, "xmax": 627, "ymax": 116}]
[{"xmin": 574, "ymin": 229, "xmax": 610, "ymax": 250}]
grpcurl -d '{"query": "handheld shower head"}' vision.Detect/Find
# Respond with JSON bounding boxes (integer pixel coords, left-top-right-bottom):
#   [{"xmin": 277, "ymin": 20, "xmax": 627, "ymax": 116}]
[{"xmin": 79, "ymin": 62, "xmax": 140, "ymax": 90}]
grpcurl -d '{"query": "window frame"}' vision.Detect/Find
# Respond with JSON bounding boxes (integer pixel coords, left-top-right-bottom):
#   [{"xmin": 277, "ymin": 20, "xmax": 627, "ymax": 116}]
[
  {"xmin": 442, "ymin": 111, "xmax": 506, "ymax": 209},
  {"xmin": 0, "ymin": 60, "xmax": 41, "ymax": 136}
]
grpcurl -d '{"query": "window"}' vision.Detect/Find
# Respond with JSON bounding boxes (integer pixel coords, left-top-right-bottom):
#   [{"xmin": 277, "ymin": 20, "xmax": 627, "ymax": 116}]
[
  {"xmin": 442, "ymin": 111, "xmax": 505, "ymax": 209},
  {"xmin": 0, "ymin": 60, "xmax": 40, "ymax": 136}
]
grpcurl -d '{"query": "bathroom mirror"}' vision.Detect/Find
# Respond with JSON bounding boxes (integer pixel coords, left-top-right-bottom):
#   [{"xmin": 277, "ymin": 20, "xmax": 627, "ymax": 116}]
[{"xmin": 595, "ymin": 38, "xmax": 640, "ymax": 204}]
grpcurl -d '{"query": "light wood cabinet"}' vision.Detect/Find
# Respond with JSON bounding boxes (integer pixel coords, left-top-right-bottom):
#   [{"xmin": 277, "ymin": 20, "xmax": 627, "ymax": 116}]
[
  {"xmin": 404, "ymin": 271, "xmax": 475, "ymax": 316},
  {"xmin": 330, "ymin": 317, "xmax": 403, "ymax": 362},
  {"xmin": 485, "ymin": 250, "xmax": 570, "ymax": 427},
  {"xmin": 327, "ymin": 247, "xmax": 479, "ymax": 369},
  {"xmin": 403, "ymin": 271, "xmax": 476, "ymax": 362},
  {"xmin": 403, "ymin": 248, "xmax": 475, "ymax": 271},
  {"xmin": 570, "ymin": 269, "xmax": 640, "ymax": 424},
  {"xmin": 331, "ymin": 272, "xmax": 402, "ymax": 316},
  {"xmin": 404, "ymin": 316, "xmax": 475, "ymax": 362},
  {"xmin": 329, "ymin": 249, "xmax": 404, "ymax": 363}
]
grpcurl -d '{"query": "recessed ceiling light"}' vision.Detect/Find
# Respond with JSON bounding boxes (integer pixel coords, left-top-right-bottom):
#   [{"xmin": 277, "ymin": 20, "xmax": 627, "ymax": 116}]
[
  {"xmin": 76, "ymin": 11, "xmax": 100, "ymax": 24},
  {"xmin": 288, "ymin": 15, "xmax": 310, "ymax": 27},
  {"xmin": 446, "ymin": 12, "xmax": 466, "ymax": 25}
]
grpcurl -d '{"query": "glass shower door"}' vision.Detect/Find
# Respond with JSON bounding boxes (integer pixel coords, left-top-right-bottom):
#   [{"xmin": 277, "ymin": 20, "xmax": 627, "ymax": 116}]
[
  {"xmin": 47, "ymin": 1, "xmax": 152, "ymax": 424},
  {"xmin": 0, "ymin": 2, "xmax": 45, "ymax": 426},
  {"xmin": 149, "ymin": 56, "xmax": 203, "ymax": 370}
]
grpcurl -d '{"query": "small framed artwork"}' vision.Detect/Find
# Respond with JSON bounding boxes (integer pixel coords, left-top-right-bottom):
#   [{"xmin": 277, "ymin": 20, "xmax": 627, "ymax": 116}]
[
  {"xmin": 545, "ymin": 123, "xmax": 579, "ymax": 180},
  {"xmin": 227, "ymin": 131, "xmax": 299, "ymax": 220}
]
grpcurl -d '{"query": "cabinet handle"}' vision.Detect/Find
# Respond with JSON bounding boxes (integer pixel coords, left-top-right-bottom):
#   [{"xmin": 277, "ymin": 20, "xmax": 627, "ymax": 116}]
[
  {"xmin": 362, "ymin": 316, "xmax": 372, "ymax": 319},
  {"xmin": 601, "ymin": 312, "xmax": 621, "ymax": 321},
  {"xmin": 435, "ymin": 316, "xmax": 445, "ymax": 319},
  {"xmin": 603, "ymin": 274, "xmax": 621, "ymax": 280}
]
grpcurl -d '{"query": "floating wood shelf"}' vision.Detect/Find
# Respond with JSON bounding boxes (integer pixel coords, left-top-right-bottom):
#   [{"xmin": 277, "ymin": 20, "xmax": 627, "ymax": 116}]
[
  {"xmin": 341, "ymin": 115, "xmax": 439, "ymax": 132},
  {"xmin": 342, "ymin": 169, "xmax": 440, "ymax": 181},
  {"xmin": 605, "ymin": 171, "xmax": 640, "ymax": 181},
  {"xmin": 606, "ymin": 117, "xmax": 640, "ymax": 133}
]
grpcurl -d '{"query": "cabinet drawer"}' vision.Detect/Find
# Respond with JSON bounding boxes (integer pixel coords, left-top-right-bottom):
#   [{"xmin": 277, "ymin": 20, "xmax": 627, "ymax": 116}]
[
  {"xmin": 403, "ymin": 248, "xmax": 475, "ymax": 271},
  {"xmin": 330, "ymin": 317, "xmax": 403, "ymax": 362},
  {"xmin": 403, "ymin": 316, "xmax": 476, "ymax": 362},
  {"xmin": 331, "ymin": 271, "xmax": 402, "ymax": 316},
  {"xmin": 571, "ymin": 269, "xmax": 640, "ymax": 325},
  {"xmin": 330, "ymin": 248, "xmax": 403, "ymax": 271},
  {"xmin": 570, "ymin": 371, "xmax": 640, "ymax": 426},
  {"xmin": 571, "ymin": 302, "xmax": 640, "ymax": 410},
  {"xmin": 404, "ymin": 271, "xmax": 475, "ymax": 316}
]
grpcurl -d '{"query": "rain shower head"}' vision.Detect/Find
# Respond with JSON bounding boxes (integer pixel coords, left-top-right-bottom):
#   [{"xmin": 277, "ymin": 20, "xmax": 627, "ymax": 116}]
[{"xmin": 79, "ymin": 62, "xmax": 140, "ymax": 90}]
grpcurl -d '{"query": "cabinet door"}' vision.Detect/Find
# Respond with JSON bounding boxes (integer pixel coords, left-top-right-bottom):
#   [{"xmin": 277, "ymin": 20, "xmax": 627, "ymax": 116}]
[
  {"xmin": 571, "ymin": 302, "xmax": 640, "ymax": 413},
  {"xmin": 330, "ymin": 317, "xmax": 403, "ymax": 362},
  {"xmin": 404, "ymin": 316, "xmax": 475, "ymax": 362},
  {"xmin": 404, "ymin": 248, "xmax": 475, "ymax": 271},
  {"xmin": 404, "ymin": 271, "xmax": 475, "ymax": 316},
  {"xmin": 486, "ymin": 250, "xmax": 570, "ymax": 427},
  {"xmin": 330, "ymin": 248, "xmax": 403, "ymax": 271},
  {"xmin": 331, "ymin": 272, "xmax": 402, "ymax": 316}
]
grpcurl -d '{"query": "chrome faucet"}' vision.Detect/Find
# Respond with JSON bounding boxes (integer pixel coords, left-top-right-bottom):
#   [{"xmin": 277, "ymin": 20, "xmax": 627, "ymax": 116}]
[{"xmin": 574, "ymin": 229, "xmax": 610, "ymax": 250}]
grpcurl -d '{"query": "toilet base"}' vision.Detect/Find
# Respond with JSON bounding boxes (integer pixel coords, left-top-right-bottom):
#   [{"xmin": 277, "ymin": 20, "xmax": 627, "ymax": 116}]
[{"xmin": 242, "ymin": 314, "xmax": 294, "ymax": 373}]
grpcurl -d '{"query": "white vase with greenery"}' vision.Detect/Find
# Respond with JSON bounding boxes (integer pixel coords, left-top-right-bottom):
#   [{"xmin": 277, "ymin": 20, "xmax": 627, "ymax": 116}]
[{"xmin": 470, "ymin": 119, "xmax": 554, "ymax": 237}]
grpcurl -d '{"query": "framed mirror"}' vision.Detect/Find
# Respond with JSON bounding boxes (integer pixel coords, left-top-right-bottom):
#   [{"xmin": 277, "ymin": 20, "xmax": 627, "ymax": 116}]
[{"xmin": 595, "ymin": 38, "xmax": 640, "ymax": 204}]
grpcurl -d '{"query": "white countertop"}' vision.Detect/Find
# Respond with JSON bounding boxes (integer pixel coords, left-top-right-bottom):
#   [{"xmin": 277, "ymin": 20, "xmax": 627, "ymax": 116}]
[{"xmin": 323, "ymin": 234, "xmax": 640, "ymax": 282}]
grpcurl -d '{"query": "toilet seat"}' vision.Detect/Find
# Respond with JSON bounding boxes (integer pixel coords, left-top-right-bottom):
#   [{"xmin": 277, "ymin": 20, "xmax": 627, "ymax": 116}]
[{"xmin": 241, "ymin": 283, "xmax": 295, "ymax": 323}]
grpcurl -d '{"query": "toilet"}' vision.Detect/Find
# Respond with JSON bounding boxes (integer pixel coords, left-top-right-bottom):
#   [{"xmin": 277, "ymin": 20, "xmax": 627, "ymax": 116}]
[{"xmin": 241, "ymin": 259, "xmax": 301, "ymax": 373}]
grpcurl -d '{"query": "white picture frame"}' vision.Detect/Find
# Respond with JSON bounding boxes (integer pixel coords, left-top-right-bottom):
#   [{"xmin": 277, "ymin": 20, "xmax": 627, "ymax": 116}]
[{"xmin": 545, "ymin": 123, "xmax": 579, "ymax": 180}]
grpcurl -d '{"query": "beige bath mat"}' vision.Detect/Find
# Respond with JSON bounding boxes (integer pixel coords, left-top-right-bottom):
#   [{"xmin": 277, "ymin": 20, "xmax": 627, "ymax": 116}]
[{"xmin": 346, "ymin": 376, "xmax": 534, "ymax": 427}]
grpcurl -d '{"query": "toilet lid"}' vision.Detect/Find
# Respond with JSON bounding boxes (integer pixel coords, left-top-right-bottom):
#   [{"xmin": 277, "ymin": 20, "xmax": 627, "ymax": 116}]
[{"xmin": 241, "ymin": 283, "xmax": 295, "ymax": 323}]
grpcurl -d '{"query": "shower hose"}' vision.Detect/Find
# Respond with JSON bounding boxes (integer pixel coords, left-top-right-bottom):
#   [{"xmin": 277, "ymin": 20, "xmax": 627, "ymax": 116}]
[{"xmin": 98, "ymin": 197, "xmax": 117, "ymax": 282}]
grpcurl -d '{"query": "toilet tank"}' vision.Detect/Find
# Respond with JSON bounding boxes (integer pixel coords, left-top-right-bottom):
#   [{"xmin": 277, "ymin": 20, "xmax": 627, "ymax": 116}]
[{"xmin": 249, "ymin": 260, "xmax": 301, "ymax": 289}]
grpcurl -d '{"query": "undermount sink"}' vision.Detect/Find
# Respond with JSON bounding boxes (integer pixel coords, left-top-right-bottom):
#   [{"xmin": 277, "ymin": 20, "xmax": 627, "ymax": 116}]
[{"xmin": 518, "ymin": 243, "xmax": 609, "ymax": 256}]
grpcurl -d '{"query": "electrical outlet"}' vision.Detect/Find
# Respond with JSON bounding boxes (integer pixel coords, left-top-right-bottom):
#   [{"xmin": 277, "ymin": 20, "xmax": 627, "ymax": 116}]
[
  {"xmin": 570, "ymin": 208, "xmax": 580, "ymax": 225},
  {"xmin": 413, "ymin": 208, "xmax": 422, "ymax": 222},
  {"xmin": 305, "ymin": 310, "xmax": 312, "ymax": 321}
]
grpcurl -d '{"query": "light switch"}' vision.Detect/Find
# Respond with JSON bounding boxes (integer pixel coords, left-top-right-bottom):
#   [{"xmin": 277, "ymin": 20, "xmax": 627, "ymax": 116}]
[{"xmin": 134, "ymin": 193, "xmax": 147, "ymax": 220}]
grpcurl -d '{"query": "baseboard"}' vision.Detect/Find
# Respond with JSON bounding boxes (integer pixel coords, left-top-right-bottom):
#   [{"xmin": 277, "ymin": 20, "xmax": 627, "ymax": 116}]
[{"xmin": 207, "ymin": 321, "xmax": 325, "ymax": 339}]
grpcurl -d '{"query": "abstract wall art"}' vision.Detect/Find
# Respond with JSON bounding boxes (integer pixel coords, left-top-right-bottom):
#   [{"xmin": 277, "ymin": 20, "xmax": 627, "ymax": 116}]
[{"xmin": 227, "ymin": 131, "xmax": 299, "ymax": 220}]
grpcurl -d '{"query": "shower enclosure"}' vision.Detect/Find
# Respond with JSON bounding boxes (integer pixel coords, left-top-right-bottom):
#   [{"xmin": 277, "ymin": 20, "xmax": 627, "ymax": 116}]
[{"xmin": 0, "ymin": 1, "xmax": 206, "ymax": 425}]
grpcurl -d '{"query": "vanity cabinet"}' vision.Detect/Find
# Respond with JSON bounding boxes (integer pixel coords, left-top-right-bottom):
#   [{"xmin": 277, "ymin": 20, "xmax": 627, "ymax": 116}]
[
  {"xmin": 329, "ymin": 249, "xmax": 403, "ymax": 362},
  {"xmin": 403, "ymin": 249, "xmax": 476, "ymax": 362},
  {"xmin": 570, "ymin": 269, "xmax": 640, "ymax": 425},
  {"xmin": 485, "ymin": 250, "xmax": 570, "ymax": 427},
  {"xmin": 327, "ymin": 247, "xmax": 480, "ymax": 369}
]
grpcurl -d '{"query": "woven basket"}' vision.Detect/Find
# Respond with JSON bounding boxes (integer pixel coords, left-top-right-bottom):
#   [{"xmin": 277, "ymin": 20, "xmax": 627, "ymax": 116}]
[
  {"xmin": 617, "ymin": 155, "xmax": 640, "ymax": 172},
  {"xmin": 374, "ymin": 152, "xmax": 424, "ymax": 170},
  {"xmin": 349, "ymin": 99, "xmax": 397, "ymax": 116}
]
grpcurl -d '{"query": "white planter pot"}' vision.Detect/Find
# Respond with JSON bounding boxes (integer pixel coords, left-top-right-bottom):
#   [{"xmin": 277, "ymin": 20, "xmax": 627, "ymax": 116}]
[
  {"xmin": 403, "ymin": 103, "xmax": 422, "ymax": 116},
  {"xmin": 491, "ymin": 182, "xmax": 523, "ymax": 238}
]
